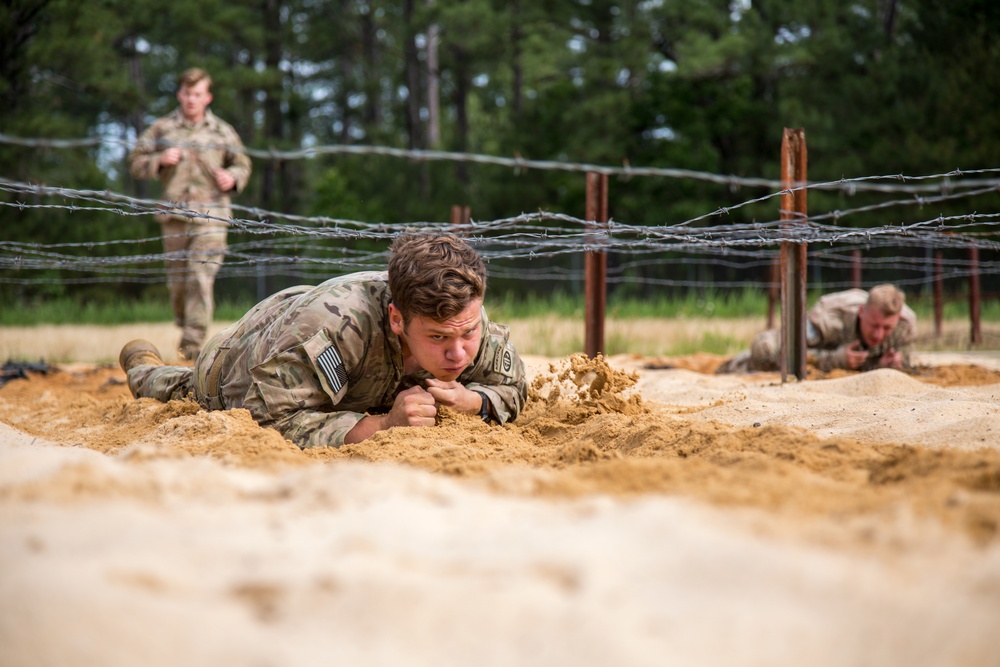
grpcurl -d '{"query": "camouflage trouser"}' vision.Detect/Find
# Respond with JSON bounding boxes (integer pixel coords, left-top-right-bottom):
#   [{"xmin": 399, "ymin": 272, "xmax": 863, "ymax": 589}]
[
  {"xmin": 125, "ymin": 328, "xmax": 231, "ymax": 406},
  {"xmin": 717, "ymin": 327, "xmax": 804, "ymax": 374},
  {"xmin": 160, "ymin": 216, "xmax": 228, "ymax": 351},
  {"xmin": 748, "ymin": 329, "xmax": 782, "ymax": 371},
  {"xmin": 126, "ymin": 364, "xmax": 195, "ymax": 403},
  {"xmin": 746, "ymin": 322, "xmax": 822, "ymax": 371}
]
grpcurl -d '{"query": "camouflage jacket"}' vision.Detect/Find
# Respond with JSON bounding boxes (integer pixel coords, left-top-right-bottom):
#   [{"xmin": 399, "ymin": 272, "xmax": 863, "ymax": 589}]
[
  {"xmin": 192, "ymin": 271, "xmax": 528, "ymax": 448},
  {"xmin": 807, "ymin": 288, "xmax": 917, "ymax": 371},
  {"xmin": 128, "ymin": 108, "xmax": 251, "ymax": 222}
]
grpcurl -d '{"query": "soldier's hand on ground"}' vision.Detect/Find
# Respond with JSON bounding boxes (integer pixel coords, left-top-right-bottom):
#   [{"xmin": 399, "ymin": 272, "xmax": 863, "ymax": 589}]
[
  {"xmin": 424, "ymin": 379, "xmax": 481, "ymax": 415},
  {"xmin": 160, "ymin": 147, "xmax": 183, "ymax": 167},
  {"xmin": 845, "ymin": 341, "xmax": 869, "ymax": 370},
  {"xmin": 387, "ymin": 385, "xmax": 438, "ymax": 428},
  {"xmin": 214, "ymin": 168, "xmax": 236, "ymax": 192},
  {"xmin": 878, "ymin": 348, "xmax": 903, "ymax": 369},
  {"xmin": 343, "ymin": 387, "xmax": 436, "ymax": 445}
]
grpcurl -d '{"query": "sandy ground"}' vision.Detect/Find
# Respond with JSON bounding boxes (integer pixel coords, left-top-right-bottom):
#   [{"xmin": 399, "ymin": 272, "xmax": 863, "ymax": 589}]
[{"xmin": 2, "ymin": 333, "xmax": 1000, "ymax": 665}]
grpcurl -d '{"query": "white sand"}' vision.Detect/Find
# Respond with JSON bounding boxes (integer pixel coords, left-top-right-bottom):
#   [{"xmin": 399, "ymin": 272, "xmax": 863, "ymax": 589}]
[
  {"xmin": 633, "ymin": 365, "xmax": 1000, "ymax": 449},
  {"xmin": 2, "ymin": 353, "xmax": 1000, "ymax": 666}
]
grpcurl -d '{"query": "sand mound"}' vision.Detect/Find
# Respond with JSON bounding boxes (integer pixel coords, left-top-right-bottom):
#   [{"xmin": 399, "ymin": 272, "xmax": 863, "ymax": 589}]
[{"xmin": 2, "ymin": 352, "xmax": 1000, "ymax": 666}]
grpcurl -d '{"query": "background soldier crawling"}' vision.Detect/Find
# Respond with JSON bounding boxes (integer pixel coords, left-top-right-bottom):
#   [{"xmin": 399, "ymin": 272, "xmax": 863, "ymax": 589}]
[
  {"xmin": 717, "ymin": 284, "xmax": 917, "ymax": 374},
  {"xmin": 118, "ymin": 232, "xmax": 527, "ymax": 447}
]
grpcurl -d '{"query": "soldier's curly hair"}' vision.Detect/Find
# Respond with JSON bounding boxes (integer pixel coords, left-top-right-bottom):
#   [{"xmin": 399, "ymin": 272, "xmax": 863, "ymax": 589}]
[{"xmin": 388, "ymin": 232, "xmax": 486, "ymax": 323}]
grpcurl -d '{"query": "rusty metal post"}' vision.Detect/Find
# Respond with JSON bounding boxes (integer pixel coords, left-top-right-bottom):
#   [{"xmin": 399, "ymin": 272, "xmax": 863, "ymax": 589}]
[
  {"xmin": 779, "ymin": 128, "xmax": 808, "ymax": 382},
  {"xmin": 767, "ymin": 256, "xmax": 778, "ymax": 329},
  {"xmin": 969, "ymin": 245, "xmax": 982, "ymax": 345},
  {"xmin": 584, "ymin": 172, "xmax": 608, "ymax": 359},
  {"xmin": 851, "ymin": 249, "xmax": 862, "ymax": 288},
  {"xmin": 933, "ymin": 251, "xmax": 943, "ymax": 338},
  {"xmin": 450, "ymin": 204, "xmax": 470, "ymax": 229}
]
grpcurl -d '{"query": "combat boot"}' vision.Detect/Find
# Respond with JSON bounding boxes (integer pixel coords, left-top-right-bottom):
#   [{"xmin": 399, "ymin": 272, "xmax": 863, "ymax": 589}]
[
  {"xmin": 119, "ymin": 339, "xmax": 165, "ymax": 373},
  {"xmin": 177, "ymin": 341, "xmax": 201, "ymax": 362}
]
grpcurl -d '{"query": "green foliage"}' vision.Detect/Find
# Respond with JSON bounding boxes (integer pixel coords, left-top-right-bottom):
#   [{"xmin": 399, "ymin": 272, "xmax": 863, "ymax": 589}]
[
  {"xmin": 309, "ymin": 166, "xmax": 380, "ymax": 222},
  {"xmin": 2, "ymin": 0, "xmax": 1000, "ymax": 308},
  {"xmin": 609, "ymin": 287, "xmax": 772, "ymax": 319}
]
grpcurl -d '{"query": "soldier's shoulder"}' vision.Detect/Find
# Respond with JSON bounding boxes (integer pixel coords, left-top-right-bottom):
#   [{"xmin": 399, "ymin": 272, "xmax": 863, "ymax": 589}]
[
  {"xmin": 136, "ymin": 115, "xmax": 172, "ymax": 138},
  {"xmin": 896, "ymin": 308, "xmax": 918, "ymax": 342},
  {"xmin": 813, "ymin": 289, "xmax": 866, "ymax": 314},
  {"xmin": 316, "ymin": 271, "xmax": 388, "ymax": 294},
  {"xmin": 151, "ymin": 110, "xmax": 184, "ymax": 129},
  {"xmin": 302, "ymin": 273, "xmax": 389, "ymax": 317},
  {"xmin": 205, "ymin": 111, "xmax": 242, "ymax": 136},
  {"xmin": 481, "ymin": 312, "xmax": 522, "ymax": 371},
  {"xmin": 484, "ymin": 318, "xmax": 512, "ymax": 342},
  {"xmin": 826, "ymin": 288, "xmax": 868, "ymax": 303}
]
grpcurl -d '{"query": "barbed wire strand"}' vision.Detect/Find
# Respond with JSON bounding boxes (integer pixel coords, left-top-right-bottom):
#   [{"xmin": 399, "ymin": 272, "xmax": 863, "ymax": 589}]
[{"xmin": 3, "ymin": 132, "xmax": 1000, "ymax": 194}]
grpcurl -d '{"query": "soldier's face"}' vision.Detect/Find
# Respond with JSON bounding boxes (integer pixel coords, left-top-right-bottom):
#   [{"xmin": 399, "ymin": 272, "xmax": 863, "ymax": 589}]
[
  {"xmin": 389, "ymin": 300, "xmax": 483, "ymax": 380},
  {"xmin": 177, "ymin": 80, "xmax": 213, "ymax": 123},
  {"xmin": 858, "ymin": 305, "xmax": 900, "ymax": 348}
]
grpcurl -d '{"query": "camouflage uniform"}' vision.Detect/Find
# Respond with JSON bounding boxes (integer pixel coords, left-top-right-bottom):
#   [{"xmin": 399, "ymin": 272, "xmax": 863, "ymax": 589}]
[
  {"xmin": 125, "ymin": 272, "xmax": 528, "ymax": 449},
  {"xmin": 721, "ymin": 288, "xmax": 917, "ymax": 373},
  {"xmin": 128, "ymin": 108, "xmax": 252, "ymax": 353}
]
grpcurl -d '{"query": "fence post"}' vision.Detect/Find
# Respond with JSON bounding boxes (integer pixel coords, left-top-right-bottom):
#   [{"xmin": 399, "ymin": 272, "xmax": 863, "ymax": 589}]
[
  {"xmin": 933, "ymin": 251, "xmax": 943, "ymax": 338},
  {"xmin": 450, "ymin": 204, "xmax": 470, "ymax": 229},
  {"xmin": 969, "ymin": 245, "xmax": 982, "ymax": 346},
  {"xmin": 851, "ymin": 249, "xmax": 862, "ymax": 288},
  {"xmin": 767, "ymin": 257, "xmax": 778, "ymax": 329},
  {"xmin": 780, "ymin": 128, "xmax": 808, "ymax": 382},
  {"xmin": 584, "ymin": 172, "xmax": 608, "ymax": 359}
]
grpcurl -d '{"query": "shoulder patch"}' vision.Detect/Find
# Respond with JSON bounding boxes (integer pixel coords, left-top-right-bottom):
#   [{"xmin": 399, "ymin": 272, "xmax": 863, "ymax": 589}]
[
  {"xmin": 493, "ymin": 344, "xmax": 515, "ymax": 378},
  {"xmin": 317, "ymin": 345, "xmax": 349, "ymax": 393}
]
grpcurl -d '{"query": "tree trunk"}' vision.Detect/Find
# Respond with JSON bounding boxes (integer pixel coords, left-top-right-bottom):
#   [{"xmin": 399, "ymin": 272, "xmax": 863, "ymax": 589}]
[
  {"xmin": 510, "ymin": 0, "xmax": 522, "ymax": 116},
  {"xmin": 360, "ymin": 8, "xmax": 381, "ymax": 136},
  {"xmin": 451, "ymin": 44, "xmax": 469, "ymax": 184},
  {"xmin": 123, "ymin": 35, "xmax": 146, "ymax": 198},
  {"xmin": 880, "ymin": 0, "xmax": 899, "ymax": 41},
  {"xmin": 337, "ymin": 0, "xmax": 353, "ymax": 143},
  {"xmin": 261, "ymin": 0, "xmax": 283, "ymax": 213},
  {"xmin": 403, "ymin": 0, "xmax": 424, "ymax": 150},
  {"xmin": 426, "ymin": 0, "xmax": 441, "ymax": 149}
]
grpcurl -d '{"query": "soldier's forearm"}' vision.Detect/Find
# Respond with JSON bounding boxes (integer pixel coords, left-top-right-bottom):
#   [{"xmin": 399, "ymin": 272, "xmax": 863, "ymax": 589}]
[
  {"xmin": 127, "ymin": 154, "xmax": 159, "ymax": 181},
  {"xmin": 272, "ymin": 408, "xmax": 366, "ymax": 449},
  {"xmin": 342, "ymin": 414, "xmax": 392, "ymax": 445},
  {"xmin": 470, "ymin": 381, "xmax": 527, "ymax": 424},
  {"xmin": 227, "ymin": 165, "xmax": 252, "ymax": 192},
  {"xmin": 812, "ymin": 347, "xmax": 847, "ymax": 372}
]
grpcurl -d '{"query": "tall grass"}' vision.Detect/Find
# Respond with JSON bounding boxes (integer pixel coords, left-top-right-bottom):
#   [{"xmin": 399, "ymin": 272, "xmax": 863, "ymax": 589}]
[
  {"xmin": 3, "ymin": 289, "xmax": 999, "ymax": 327},
  {"xmin": 2, "ymin": 298, "xmax": 998, "ymax": 362},
  {"xmin": 487, "ymin": 288, "xmax": 1000, "ymax": 322},
  {"xmin": 486, "ymin": 287, "xmax": 775, "ymax": 321},
  {"xmin": 0, "ymin": 298, "xmax": 252, "ymax": 326}
]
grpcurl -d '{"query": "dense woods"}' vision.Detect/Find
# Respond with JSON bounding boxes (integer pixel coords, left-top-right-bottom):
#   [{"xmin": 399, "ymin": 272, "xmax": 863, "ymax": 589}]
[{"xmin": 1, "ymin": 0, "xmax": 999, "ymax": 305}]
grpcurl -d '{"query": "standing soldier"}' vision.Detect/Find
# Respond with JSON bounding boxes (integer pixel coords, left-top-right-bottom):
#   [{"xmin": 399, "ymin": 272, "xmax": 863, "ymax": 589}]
[
  {"xmin": 118, "ymin": 233, "xmax": 528, "ymax": 448},
  {"xmin": 129, "ymin": 67, "xmax": 252, "ymax": 361}
]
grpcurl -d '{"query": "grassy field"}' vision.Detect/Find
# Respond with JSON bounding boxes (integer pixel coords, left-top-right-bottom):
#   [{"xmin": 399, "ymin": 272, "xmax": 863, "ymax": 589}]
[
  {"xmin": 5, "ymin": 288, "xmax": 1000, "ymax": 327},
  {"xmin": 1, "ymin": 316, "xmax": 997, "ymax": 365},
  {"xmin": 2, "ymin": 291, "xmax": 998, "ymax": 363}
]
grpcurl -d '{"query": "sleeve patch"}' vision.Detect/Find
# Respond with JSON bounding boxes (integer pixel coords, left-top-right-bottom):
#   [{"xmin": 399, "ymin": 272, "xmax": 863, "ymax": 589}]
[
  {"xmin": 493, "ymin": 345, "xmax": 515, "ymax": 378},
  {"xmin": 317, "ymin": 345, "xmax": 349, "ymax": 393}
]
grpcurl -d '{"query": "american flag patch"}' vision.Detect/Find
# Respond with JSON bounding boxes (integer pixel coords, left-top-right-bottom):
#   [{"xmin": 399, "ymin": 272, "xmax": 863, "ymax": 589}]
[{"xmin": 317, "ymin": 345, "xmax": 349, "ymax": 393}]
